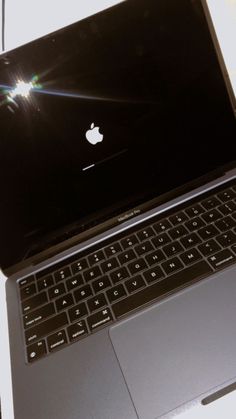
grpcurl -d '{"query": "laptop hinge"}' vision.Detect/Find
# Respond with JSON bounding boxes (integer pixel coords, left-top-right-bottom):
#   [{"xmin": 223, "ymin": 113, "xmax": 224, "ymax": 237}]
[{"xmin": 4, "ymin": 165, "xmax": 233, "ymax": 278}]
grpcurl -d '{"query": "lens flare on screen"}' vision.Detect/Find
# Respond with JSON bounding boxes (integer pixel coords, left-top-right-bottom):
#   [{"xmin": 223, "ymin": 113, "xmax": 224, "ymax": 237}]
[
  {"xmin": 9, "ymin": 80, "xmax": 34, "ymax": 99},
  {"xmin": 0, "ymin": 75, "xmax": 42, "ymax": 110},
  {"xmin": 0, "ymin": 72, "xmax": 151, "ymax": 113}
]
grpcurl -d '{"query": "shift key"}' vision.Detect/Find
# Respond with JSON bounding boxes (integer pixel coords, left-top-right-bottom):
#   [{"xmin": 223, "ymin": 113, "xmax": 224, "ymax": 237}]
[{"xmin": 25, "ymin": 312, "xmax": 68, "ymax": 345}]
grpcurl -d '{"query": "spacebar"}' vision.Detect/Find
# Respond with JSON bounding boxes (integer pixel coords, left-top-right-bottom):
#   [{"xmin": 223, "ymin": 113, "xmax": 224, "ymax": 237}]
[{"xmin": 112, "ymin": 261, "xmax": 212, "ymax": 318}]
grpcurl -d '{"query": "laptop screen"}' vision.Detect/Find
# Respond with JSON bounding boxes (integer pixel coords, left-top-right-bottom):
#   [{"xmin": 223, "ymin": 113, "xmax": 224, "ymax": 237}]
[{"xmin": 0, "ymin": 0, "xmax": 235, "ymax": 269}]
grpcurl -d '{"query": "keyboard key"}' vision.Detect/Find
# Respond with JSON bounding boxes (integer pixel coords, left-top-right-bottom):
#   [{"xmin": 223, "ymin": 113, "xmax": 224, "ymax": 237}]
[
  {"xmin": 47, "ymin": 330, "xmax": 68, "ymax": 352},
  {"xmin": 67, "ymin": 320, "xmax": 88, "ymax": 342},
  {"xmin": 104, "ymin": 243, "xmax": 122, "ymax": 258},
  {"xmin": 163, "ymin": 241, "xmax": 184, "ymax": 257},
  {"xmin": 55, "ymin": 293, "xmax": 74, "ymax": 311},
  {"xmin": 217, "ymin": 189, "xmax": 236, "ymax": 203},
  {"xmin": 180, "ymin": 249, "xmax": 201, "ymax": 266},
  {"xmin": 22, "ymin": 292, "xmax": 48, "ymax": 314},
  {"xmin": 143, "ymin": 266, "xmax": 164, "ymax": 284},
  {"xmin": 54, "ymin": 267, "xmax": 71, "ymax": 283},
  {"xmin": 66, "ymin": 274, "xmax": 84, "ymax": 291},
  {"xmin": 112, "ymin": 261, "xmax": 213, "ymax": 318},
  {"xmin": 137, "ymin": 227, "xmax": 155, "ymax": 242},
  {"xmin": 71, "ymin": 258, "xmax": 88, "ymax": 274},
  {"xmin": 110, "ymin": 267, "xmax": 130, "ymax": 284},
  {"xmin": 83, "ymin": 266, "xmax": 102, "ymax": 282},
  {"xmin": 87, "ymin": 308, "xmax": 113, "ymax": 332},
  {"xmin": 48, "ymin": 283, "xmax": 66, "ymax": 300},
  {"xmin": 169, "ymin": 211, "xmax": 188, "ymax": 226},
  {"xmin": 198, "ymin": 225, "xmax": 219, "ymax": 240},
  {"xmin": 145, "ymin": 249, "xmax": 166, "ymax": 266},
  {"xmin": 88, "ymin": 250, "xmax": 105, "ymax": 266},
  {"xmin": 215, "ymin": 216, "xmax": 236, "ymax": 232},
  {"xmin": 25, "ymin": 312, "xmax": 68, "ymax": 345},
  {"xmin": 135, "ymin": 241, "xmax": 154, "ymax": 256},
  {"xmin": 87, "ymin": 294, "xmax": 107, "ymax": 313},
  {"xmin": 180, "ymin": 233, "xmax": 201, "ymax": 249},
  {"xmin": 27, "ymin": 340, "xmax": 47, "ymax": 363},
  {"xmin": 74, "ymin": 284, "xmax": 93, "ymax": 303},
  {"xmin": 231, "ymin": 244, "xmax": 236, "ymax": 254},
  {"xmin": 125, "ymin": 275, "xmax": 146, "ymax": 293},
  {"xmin": 106, "ymin": 284, "xmax": 127, "ymax": 303},
  {"xmin": 92, "ymin": 276, "xmax": 111, "ymax": 293},
  {"xmin": 23, "ymin": 303, "xmax": 55, "ymax": 329},
  {"xmin": 153, "ymin": 220, "xmax": 171, "ymax": 234},
  {"xmin": 101, "ymin": 257, "xmax": 119, "ymax": 273},
  {"xmin": 198, "ymin": 239, "xmax": 221, "ymax": 257},
  {"xmin": 68, "ymin": 302, "xmax": 88, "ymax": 323},
  {"xmin": 201, "ymin": 197, "xmax": 221, "ymax": 210},
  {"xmin": 152, "ymin": 233, "xmax": 171, "ymax": 248},
  {"xmin": 202, "ymin": 209, "xmax": 222, "ymax": 224},
  {"xmin": 169, "ymin": 225, "xmax": 188, "ymax": 240},
  {"xmin": 19, "ymin": 275, "xmax": 35, "ymax": 288},
  {"xmin": 20, "ymin": 283, "xmax": 37, "ymax": 300},
  {"xmin": 185, "ymin": 205, "xmax": 204, "ymax": 218},
  {"xmin": 36, "ymin": 267, "xmax": 55, "ymax": 280},
  {"xmin": 216, "ymin": 231, "xmax": 236, "ymax": 247},
  {"xmin": 218, "ymin": 202, "xmax": 236, "ymax": 216},
  {"xmin": 208, "ymin": 249, "xmax": 235, "ymax": 270},
  {"xmin": 38, "ymin": 275, "xmax": 54, "ymax": 292},
  {"xmin": 185, "ymin": 217, "xmax": 205, "ymax": 232},
  {"xmin": 162, "ymin": 257, "xmax": 184, "ymax": 275},
  {"xmin": 121, "ymin": 235, "xmax": 139, "ymax": 249},
  {"xmin": 128, "ymin": 258, "xmax": 148, "ymax": 275},
  {"xmin": 118, "ymin": 249, "xmax": 136, "ymax": 264}
]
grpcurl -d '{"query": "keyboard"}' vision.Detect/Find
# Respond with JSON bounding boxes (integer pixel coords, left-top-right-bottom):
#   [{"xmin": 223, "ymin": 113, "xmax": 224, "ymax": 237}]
[{"xmin": 18, "ymin": 180, "xmax": 236, "ymax": 363}]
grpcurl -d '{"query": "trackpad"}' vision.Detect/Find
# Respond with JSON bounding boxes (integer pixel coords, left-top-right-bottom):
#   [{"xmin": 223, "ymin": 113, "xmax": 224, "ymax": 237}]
[{"xmin": 109, "ymin": 268, "xmax": 236, "ymax": 419}]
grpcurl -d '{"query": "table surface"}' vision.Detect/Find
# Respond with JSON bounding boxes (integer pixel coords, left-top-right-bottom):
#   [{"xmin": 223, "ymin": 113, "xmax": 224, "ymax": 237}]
[{"xmin": 0, "ymin": 1, "xmax": 236, "ymax": 418}]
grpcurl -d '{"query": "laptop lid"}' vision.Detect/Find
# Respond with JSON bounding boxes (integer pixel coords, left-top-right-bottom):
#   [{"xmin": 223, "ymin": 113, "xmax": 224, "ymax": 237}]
[{"xmin": 0, "ymin": 0, "xmax": 235, "ymax": 271}]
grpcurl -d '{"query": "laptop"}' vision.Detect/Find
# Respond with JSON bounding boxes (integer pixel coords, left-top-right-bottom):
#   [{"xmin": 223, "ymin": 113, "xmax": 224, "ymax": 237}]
[{"xmin": 0, "ymin": 0, "xmax": 236, "ymax": 418}]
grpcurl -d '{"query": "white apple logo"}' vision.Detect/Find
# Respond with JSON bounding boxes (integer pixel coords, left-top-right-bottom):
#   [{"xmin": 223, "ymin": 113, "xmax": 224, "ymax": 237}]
[{"xmin": 85, "ymin": 123, "xmax": 104, "ymax": 145}]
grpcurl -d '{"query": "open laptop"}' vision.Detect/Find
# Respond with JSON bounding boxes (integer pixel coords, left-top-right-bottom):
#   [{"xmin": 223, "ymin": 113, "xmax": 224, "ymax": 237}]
[{"xmin": 0, "ymin": 0, "xmax": 236, "ymax": 418}]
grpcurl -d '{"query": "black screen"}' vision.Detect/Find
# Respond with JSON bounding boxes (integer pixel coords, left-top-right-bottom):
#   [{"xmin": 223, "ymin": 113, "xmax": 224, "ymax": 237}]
[{"xmin": 0, "ymin": 0, "xmax": 235, "ymax": 269}]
